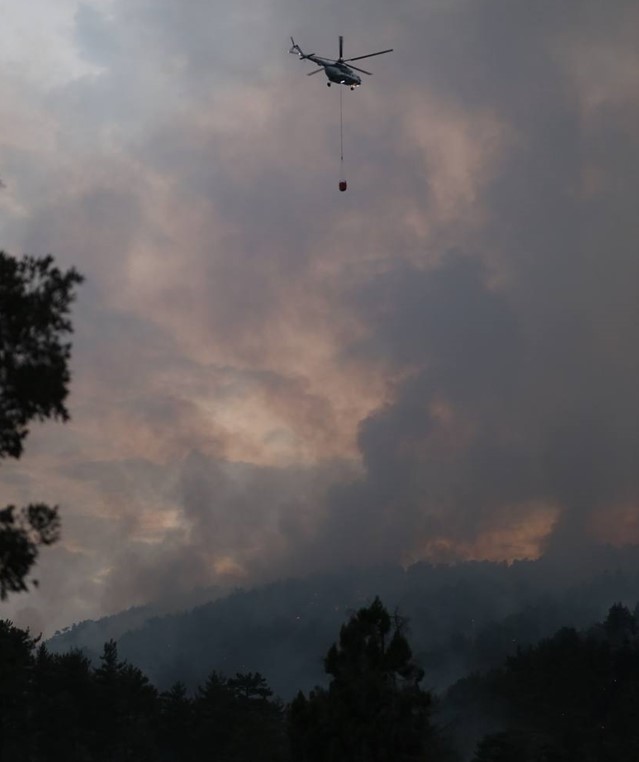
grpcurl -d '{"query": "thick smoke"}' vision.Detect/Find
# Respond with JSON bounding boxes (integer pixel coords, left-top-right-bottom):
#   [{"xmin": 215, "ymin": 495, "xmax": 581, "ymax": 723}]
[{"xmin": 0, "ymin": 0, "xmax": 637, "ymax": 630}]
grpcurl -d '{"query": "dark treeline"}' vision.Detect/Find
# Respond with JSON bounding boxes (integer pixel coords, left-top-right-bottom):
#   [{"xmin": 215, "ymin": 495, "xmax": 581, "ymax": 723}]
[
  {"xmin": 1, "ymin": 597, "xmax": 448, "ymax": 762},
  {"xmin": 2, "ymin": 619, "xmax": 285, "ymax": 762},
  {"xmin": 48, "ymin": 548, "xmax": 639, "ymax": 700},
  {"xmin": 446, "ymin": 601, "xmax": 639, "ymax": 760},
  {"xmin": 5, "ymin": 599, "xmax": 639, "ymax": 760}
]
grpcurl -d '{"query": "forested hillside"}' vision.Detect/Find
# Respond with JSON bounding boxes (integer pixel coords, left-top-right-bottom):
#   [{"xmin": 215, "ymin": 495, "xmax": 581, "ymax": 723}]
[
  {"xmin": 445, "ymin": 603, "xmax": 639, "ymax": 759},
  {"xmin": 5, "ymin": 600, "xmax": 639, "ymax": 760},
  {"xmin": 48, "ymin": 549, "xmax": 639, "ymax": 698}
]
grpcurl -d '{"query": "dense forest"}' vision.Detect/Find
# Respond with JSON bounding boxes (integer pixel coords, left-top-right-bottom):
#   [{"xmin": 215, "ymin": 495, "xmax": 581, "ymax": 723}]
[
  {"xmin": 5, "ymin": 597, "xmax": 639, "ymax": 760},
  {"xmin": 446, "ymin": 602, "xmax": 639, "ymax": 760},
  {"xmin": 49, "ymin": 549, "xmax": 639, "ymax": 698}
]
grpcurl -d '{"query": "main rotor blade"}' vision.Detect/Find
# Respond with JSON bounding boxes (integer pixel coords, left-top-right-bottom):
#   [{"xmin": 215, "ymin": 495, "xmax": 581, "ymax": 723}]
[
  {"xmin": 339, "ymin": 35, "xmax": 343, "ymax": 60},
  {"xmin": 344, "ymin": 48, "xmax": 393, "ymax": 62},
  {"xmin": 348, "ymin": 64, "xmax": 372, "ymax": 75},
  {"xmin": 307, "ymin": 68, "xmax": 324, "ymax": 76}
]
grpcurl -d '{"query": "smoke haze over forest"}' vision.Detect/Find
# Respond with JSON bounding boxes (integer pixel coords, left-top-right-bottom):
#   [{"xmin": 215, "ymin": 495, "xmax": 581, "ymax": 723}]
[{"xmin": 1, "ymin": 0, "xmax": 638, "ymax": 635}]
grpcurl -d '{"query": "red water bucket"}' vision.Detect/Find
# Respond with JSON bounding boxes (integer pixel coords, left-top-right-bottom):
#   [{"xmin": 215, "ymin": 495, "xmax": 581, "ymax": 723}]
[{"xmin": 339, "ymin": 180, "xmax": 348, "ymax": 192}]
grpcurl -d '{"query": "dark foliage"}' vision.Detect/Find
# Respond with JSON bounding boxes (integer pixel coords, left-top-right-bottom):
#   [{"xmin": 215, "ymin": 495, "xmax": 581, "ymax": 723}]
[
  {"xmin": 194, "ymin": 670, "xmax": 286, "ymax": 762},
  {"xmin": 0, "ymin": 252, "xmax": 83, "ymax": 459},
  {"xmin": 0, "ymin": 620, "xmax": 286, "ymax": 762},
  {"xmin": 0, "ymin": 250, "xmax": 82, "ymax": 597},
  {"xmin": 448, "ymin": 604, "xmax": 639, "ymax": 761},
  {"xmin": 48, "ymin": 551, "xmax": 639, "ymax": 701},
  {"xmin": 0, "ymin": 503, "xmax": 60, "ymax": 598},
  {"xmin": 289, "ymin": 596, "xmax": 437, "ymax": 762},
  {"xmin": 0, "ymin": 598, "xmax": 458, "ymax": 761},
  {"xmin": 6, "ymin": 599, "xmax": 639, "ymax": 760}
]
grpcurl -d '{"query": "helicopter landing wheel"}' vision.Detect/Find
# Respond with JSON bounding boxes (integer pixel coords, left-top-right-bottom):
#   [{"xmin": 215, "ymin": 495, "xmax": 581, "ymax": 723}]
[
  {"xmin": 326, "ymin": 82, "xmax": 331, "ymax": 87},
  {"xmin": 350, "ymin": 86, "xmax": 355, "ymax": 91}
]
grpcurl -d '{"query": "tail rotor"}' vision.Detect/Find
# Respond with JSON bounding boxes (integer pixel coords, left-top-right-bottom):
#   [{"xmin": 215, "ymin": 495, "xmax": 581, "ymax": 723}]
[
  {"xmin": 289, "ymin": 37, "xmax": 311, "ymax": 59},
  {"xmin": 289, "ymin": 37, "xmax": 300, "ymax": 56}
]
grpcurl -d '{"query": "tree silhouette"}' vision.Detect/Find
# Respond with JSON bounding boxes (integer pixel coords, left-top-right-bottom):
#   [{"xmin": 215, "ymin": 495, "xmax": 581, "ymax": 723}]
[
  {"xmin": 0, "ymin": 250, "xmax": 83, "ymax": 597},
  {"xmin": 193, "ymin": 669, "xmax": 285, "ymax": 762},
  {"xmin": 454, "ymin": 605, "xmax": 639, "ymax": 761},
  {"xmin": 0, "ymin": 619, "xmax": 40, "ymax": 759},
  {"xmin": 159, "ymin": 681, "xmax": 194, "ymax": 762},
  {"xmin": 229, "ymin": 672, "xmax": 285, "ymax": 761},
  {"xmin": 604, "ymin": 603, "xmax": 637, "ymax": 646},
  {"xmin": 4, "ymin": 603, "xmax": 639, "ymax": 760},
  {"xmin": 228, "ymin": 671, "xmax": 274, "ymax": 702},
  {"xmin": 45, "ymin": 649, "xmax": 96, "ymax": 760},
  {"xmin": 289, "ymin": 596, "xmax": 433, "ymax": 762},
  {"xmin": 93, "ymin": 639, "xmax": 158, "ymax": 761}
]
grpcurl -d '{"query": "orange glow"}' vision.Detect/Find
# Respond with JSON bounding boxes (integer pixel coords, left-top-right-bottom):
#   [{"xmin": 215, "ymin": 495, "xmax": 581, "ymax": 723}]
[
  {"xmin": 407, "ymin": 501, "xmax": 560, "ymax": 565},
  {"xmin": 212, "ymin": 556, "xmax": 247, "ymax": 580}
]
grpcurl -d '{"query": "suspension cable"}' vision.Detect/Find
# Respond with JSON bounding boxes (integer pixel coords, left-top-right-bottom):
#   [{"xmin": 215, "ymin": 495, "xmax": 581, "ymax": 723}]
[
  {"xmin": 340, "ymin": 85, "xmax": 344, "ymax": 167},
  {"xmin": 338, "ymin": 86, "xmax": 347, "ymax": 191}
]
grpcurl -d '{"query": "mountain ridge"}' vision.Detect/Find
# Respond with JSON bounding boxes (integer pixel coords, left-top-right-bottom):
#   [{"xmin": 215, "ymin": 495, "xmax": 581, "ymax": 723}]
[{"xmin": 47, "ymin": 546, "xmax": 639, "ymax": 699}]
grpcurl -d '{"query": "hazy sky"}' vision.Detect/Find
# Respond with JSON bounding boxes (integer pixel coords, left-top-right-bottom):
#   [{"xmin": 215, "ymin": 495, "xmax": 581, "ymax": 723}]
[{"xmin": 1, "ymin": 0, "xmax": 638, "ymax": 634}]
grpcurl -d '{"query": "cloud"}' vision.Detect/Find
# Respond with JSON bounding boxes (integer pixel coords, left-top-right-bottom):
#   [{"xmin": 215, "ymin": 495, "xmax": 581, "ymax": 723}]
[{"xmin": 0, "ymin": 0, "xmax": 637, "ymax": 630}]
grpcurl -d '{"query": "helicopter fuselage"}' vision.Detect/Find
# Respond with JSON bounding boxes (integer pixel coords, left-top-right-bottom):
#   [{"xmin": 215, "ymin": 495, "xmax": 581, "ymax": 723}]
[
  {"xmin": 324, "ymin": 63, "xmax": 361, "ymax": 87},
  {"xmin": 306, "ymin": 56, "xmax": 361, "ymax": 87}
]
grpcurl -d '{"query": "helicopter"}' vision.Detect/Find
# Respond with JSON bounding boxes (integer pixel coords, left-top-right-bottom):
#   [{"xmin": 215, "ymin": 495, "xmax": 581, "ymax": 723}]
[{"xmin": 289, "ymin": 35, "xmax": 392, "ymax": 90}]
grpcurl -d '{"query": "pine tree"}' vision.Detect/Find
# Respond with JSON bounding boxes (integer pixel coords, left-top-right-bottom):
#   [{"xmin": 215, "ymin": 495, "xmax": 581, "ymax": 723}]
[
  {"xmin": 92, "ymin": 639, "xmax": 158, "ymax": 761},
  {"xmin": 289, "ymin": 597, "xmax": 433, "ymax": 762},
  {"xmin": 159, "ymin": 681, "xmax": 194, "ymax": 762},
  {"xmin": 0, "ymin": 619, "xmax": 39, "ymax": 759}
]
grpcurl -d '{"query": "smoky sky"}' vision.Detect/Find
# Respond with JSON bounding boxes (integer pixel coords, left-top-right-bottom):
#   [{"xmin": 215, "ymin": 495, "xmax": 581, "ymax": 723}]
[{"xmin": 1, "ymin": 0, "xmax": 638, "ymax": 632}]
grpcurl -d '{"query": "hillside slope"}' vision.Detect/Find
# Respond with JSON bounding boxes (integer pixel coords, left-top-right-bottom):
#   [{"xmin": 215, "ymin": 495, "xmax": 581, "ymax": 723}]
[{"xmin": 47, "ymin": 547, "xmax": 639, "ymax": 698}]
